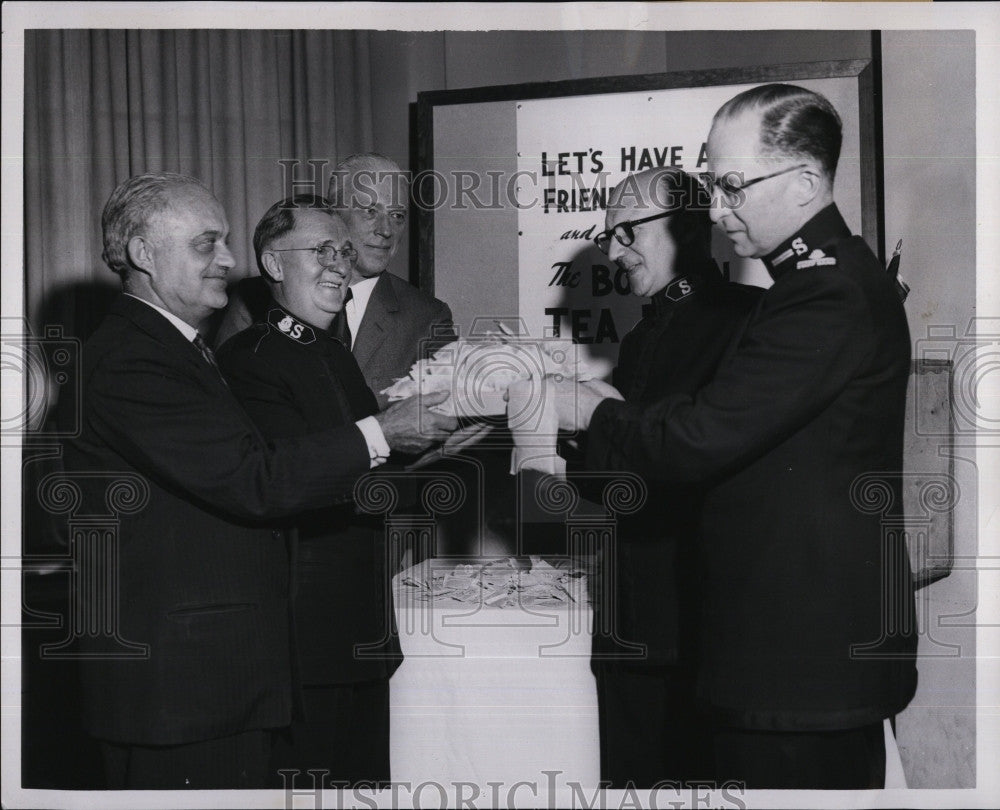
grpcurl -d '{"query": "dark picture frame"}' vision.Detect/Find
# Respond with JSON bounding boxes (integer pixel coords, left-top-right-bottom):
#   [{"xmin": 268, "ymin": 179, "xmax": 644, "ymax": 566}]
[
  {"xmin": 413, "ymin": 55, "xmax": 885, "ymax": 297},
  {"xmin": 412, "ymin": 51, "xmax": 954, "ymax": 589}
]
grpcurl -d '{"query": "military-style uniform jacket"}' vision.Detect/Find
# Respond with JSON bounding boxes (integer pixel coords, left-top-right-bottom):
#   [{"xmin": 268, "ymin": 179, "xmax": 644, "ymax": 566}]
[
  {"xmin": 593, "ymin": 266, "xmax": 762, "ymax": 669},
  {"xmin": 217, "ymin": 302, "xmax": 402, "ymax": 688},
  {"xmin": 587, "ymin": 205, "xmax": 918, "ymax": 731}
]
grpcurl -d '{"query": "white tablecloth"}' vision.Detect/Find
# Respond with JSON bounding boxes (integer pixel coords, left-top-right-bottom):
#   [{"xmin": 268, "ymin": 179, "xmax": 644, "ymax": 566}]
[
  {"xmin": 389, "ymin": 560, "xmax": 600, "ymax": 793},
  {"xmin": 388, "ymin": 558, "xmax": 908, "ymax": 792}
]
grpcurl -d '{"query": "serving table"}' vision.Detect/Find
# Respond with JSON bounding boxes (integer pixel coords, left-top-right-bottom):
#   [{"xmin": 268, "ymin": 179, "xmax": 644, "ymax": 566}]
[{"xmin": 388, "ymin": 557, "xmax": 600, "ymax": 793}]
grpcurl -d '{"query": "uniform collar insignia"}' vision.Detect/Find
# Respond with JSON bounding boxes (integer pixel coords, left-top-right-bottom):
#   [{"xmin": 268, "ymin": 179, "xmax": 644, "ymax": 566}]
[
  {"xmin": 761, "ymin": 203, "xmax": 851, "ymax": 278},
  {"xmin": 796, "ymin": 247, "xmax": 838, "ymax": 270},
  {"xmin": 662, "ymin": 274, "xmax": 697, "ymax": 303},
  {"xmin": 266, "ymin": 306, "xmax": 317, "ymax": 345},
  {"xmin": 645, "ymin": 275, "xmax": 696, "ymax": 317}
]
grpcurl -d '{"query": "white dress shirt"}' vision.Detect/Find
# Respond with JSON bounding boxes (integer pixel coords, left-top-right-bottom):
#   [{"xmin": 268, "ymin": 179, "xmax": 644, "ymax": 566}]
[
  {"xmin": 344, "ymin": 274, "xmax": 379, "ymax": 350},
  {"xmin": 125, "ymin": 293, "xmax": 199, "ymax": 341}
]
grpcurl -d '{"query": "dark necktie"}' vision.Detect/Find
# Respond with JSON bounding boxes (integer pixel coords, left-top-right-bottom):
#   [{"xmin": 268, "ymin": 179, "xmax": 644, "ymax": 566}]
[
  {"xmin": 331, "ymin": 287, "xmax": 353, "ymax": 348},
  {"xmin": 193, "ymin": 333, "xmax": 228, "ymax": 385}
]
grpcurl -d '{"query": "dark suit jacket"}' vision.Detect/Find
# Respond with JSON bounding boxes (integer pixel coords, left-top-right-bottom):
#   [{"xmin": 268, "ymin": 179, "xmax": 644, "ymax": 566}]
[
  {"xmin": 217, "ymin": 303, "xmax": 403, "ymax": 688},
  {"xmin": 348, "ymin": 271, "xmax": 455, "ymax": 408},
  {"xmin": 213, "ymin": 272, "xmax": 455, "ymax": 409},
  {"xmin": 62, "ymin": 294, "xmax": 372, "ymax": 745},
  {"xmin": 587, "ymin": 205, "xmax": 918, "ymax": 731},
  {"xmin": 594, "ymin": 269, "xmax": 762, "ymax": 668}
]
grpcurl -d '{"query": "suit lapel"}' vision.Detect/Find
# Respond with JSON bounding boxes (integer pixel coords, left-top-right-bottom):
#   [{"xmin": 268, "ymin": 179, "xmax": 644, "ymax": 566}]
[
  {"xmin": 114, "ymin": 295, "xmax": 237, "ymax": 397},
  {"xmin": 352, "ymin": 272, "xmax": 397, "ymax": 372}
]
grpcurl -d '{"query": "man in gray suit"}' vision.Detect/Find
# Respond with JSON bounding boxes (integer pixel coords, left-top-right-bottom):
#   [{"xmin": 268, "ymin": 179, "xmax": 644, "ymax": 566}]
[
  {"xmin": 216, "ymin": 154, "xmax": 454, "ymax": 406},
  {"xmin": 327, "ymin": 153, "xmax": 456, "ymax": 407}
]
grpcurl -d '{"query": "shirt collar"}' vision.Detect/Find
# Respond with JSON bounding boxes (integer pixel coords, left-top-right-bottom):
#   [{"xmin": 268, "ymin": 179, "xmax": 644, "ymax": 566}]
[
  {"xmin": 348, "ymin": 274, "xmax": 380, "ymax": 320},
  {"xmin": 761, "ymin": 203, "xmax": 851, "ymax": 279},
  {"xmin": 124, "ymin": 293, "xmax": 200, "ymax": 342}
]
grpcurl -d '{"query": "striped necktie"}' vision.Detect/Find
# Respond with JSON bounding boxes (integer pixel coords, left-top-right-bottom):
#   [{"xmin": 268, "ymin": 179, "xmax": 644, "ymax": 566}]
[
  {"xmin": 193, "ymin": 333, "xmax": 219, "ymax": 368},
  {"xmin": 193, "ymin": 333, "xmax": 228, "ymax": 387}
]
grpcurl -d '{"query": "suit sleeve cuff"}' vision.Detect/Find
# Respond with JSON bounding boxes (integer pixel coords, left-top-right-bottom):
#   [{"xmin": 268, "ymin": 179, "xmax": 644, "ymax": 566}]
[
  {"xmin": 585, "ymin": 397, "xmax": 629, "ymax": 470},
  {"xmin": 356, "ymin": 415, "xmax": 390, "ymax": 468}
]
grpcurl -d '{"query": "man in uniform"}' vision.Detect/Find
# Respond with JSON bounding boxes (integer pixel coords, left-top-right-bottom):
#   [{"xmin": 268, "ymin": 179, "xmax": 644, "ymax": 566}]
[
  {"xmin": 216, "ymin": 154, "xmax": 455, "ymax": 407},
  {"xmin": 546, "ymin": 84, "xmax": 916, "ymax": 789},
  {"xmin": 64, "ymin": 174, "xmax": 455, "ymax": 789},
  {"xmin": 587, "ymin": 168, "xmax": 761, "ymax": 787},
  {"xmin": 217, "ymin": 195, "xmax": 402, "ymax": 785}
]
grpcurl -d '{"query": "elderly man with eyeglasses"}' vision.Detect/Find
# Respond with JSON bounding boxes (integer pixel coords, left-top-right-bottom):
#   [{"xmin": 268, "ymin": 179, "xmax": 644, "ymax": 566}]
[
  {"xmin": 575, "ymin": 167, "xmax": 763, "ymax": 788},
  {"xmin": 216, "ymin": 154, "xmax": 456, "ymax": 410},
  {"xmin": 216, "ymin": 195, "xmax": 437, "ymax": 787},
  {"xmin": 536, "ymin": 84, "xmax": 916, "ymax": 789},
  {"xmin": 64, "ymin": 176, "xmax": 455, "ymax": 790}
]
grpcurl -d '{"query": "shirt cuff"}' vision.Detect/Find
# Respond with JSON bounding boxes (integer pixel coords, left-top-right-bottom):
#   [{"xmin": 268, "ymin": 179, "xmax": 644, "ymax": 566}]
[{"xmin": 356, "ymin": 415, "xmax": 390, "ymax": 468}]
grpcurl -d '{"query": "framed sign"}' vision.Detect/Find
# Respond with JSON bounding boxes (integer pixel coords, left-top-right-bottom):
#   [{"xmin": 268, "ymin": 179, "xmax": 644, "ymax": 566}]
[
  {"xmin": 415, "ymin": 58, "xmax": 882, "ymax": 377},
  {"xmin": 414, "ymin": 58, "xmax": 953, "ymax": 585}
]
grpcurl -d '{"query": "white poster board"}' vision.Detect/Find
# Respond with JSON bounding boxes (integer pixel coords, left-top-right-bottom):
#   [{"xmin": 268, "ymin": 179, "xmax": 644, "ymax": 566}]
[{"xmin": 514, "ymin": 76, "xmax": 864, "ymax": 376}]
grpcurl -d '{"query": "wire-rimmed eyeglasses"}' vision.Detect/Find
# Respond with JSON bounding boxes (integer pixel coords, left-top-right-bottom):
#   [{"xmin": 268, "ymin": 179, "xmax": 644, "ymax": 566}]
[{"xmin": 270, "ymin": 242, "xmax": 358, "ymax": 265}]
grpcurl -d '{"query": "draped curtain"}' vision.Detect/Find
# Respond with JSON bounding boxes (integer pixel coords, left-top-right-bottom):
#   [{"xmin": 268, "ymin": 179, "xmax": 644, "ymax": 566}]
[{"xmin": 24, "ymin": 29, "xmax": 375, "ymax": 341}]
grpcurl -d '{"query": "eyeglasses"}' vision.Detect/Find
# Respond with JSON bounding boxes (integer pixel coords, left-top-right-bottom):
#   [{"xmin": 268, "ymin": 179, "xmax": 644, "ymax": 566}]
[
  {"xmin": 594, "ymin": 210, "xmax": 675, "ymax": 254},
  {"xmin": 697, "ymin": 163, "xmax": 808, "ymax": 204},
  {"xmin": 271, "ymin": 242, "xmax": 358, "ymax": 265}
]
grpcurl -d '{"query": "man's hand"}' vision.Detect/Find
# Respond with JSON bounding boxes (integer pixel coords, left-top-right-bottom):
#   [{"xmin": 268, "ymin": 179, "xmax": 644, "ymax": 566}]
[
  {"xmin": 581, "ymin": 378, "xmax": 625, "ymax": 403},
  {"xmin": 545, "ymin": 377, "xmax": 621, "ymax": 432},
  {"xmin": 505, "ymin": 376, "xmax": 624, "ymax": 434},
  {"xmin": 375, "ymin": 391, "xmax": 458, "ymax": 454}
]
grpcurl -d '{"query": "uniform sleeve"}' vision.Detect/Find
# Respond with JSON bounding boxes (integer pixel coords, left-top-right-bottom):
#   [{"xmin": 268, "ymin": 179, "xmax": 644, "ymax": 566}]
[
  {"xmin": 218, "ymin": 340, "xmax": 309, "ymax": 440},
  {"xmin": 86, "ymin": 347, "xmax": 371, "ymax": 522},
  {"xmin": 586, "ymin": 269, "xmax": 872, "ymax": 484}
]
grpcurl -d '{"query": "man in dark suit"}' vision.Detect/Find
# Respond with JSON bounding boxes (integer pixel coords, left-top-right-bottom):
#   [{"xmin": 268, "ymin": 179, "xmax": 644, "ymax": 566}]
[
  {"xmin": 64, "ymin": 174, "xmax": 455, "ymax": 789},
  {"xmin": 586, "ymin": 168, "xmax": 761, "ymax": 787},
  {"xmin": 215, "ymin": 154, "xmax": 455, "ymax": 406},
  {"xmin": 216, "ymin": 195, "xmax": 399, "ymax": 785},
  {"xmin": 545, "ymin": 84, "xmax": 916, "ymax": 788}
]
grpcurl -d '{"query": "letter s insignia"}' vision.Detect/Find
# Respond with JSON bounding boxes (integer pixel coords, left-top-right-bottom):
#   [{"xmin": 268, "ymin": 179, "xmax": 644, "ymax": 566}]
[{"xmin": 792, "ymin": 237, "xmax": 808, "ymax": 255}]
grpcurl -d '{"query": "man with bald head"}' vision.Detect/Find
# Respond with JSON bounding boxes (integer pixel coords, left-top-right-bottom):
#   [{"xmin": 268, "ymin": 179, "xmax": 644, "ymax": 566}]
[
  {"xmin": 217, "ymin": 153, "xmax": 455, "ymax": 408},
  {"xmin": 588, "ymin": 167, "xmax": 761, "ymax": 787},
  {"xmin": 548, "ymin": 85, "xmax": 916, "ymax": 788}
]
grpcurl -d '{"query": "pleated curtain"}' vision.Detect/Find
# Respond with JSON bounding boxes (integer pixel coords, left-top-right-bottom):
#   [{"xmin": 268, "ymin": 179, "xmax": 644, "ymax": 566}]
[{"xmin": 24, "ymin": 29, "xmax": 375, "ymax": 341}]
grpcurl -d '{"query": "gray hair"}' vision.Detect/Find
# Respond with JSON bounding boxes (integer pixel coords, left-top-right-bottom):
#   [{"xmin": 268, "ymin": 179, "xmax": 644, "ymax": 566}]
[
  {"xmin": 101, "ymin": 172, "xmax": 208, "ymax": 278},
  {"xmin": 713, "ymin": 84, "xmax": 843, "ymax": 179},
  {"xmin": 327, "ymin": 152, "xmax": 407, "ymax": 210}
]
